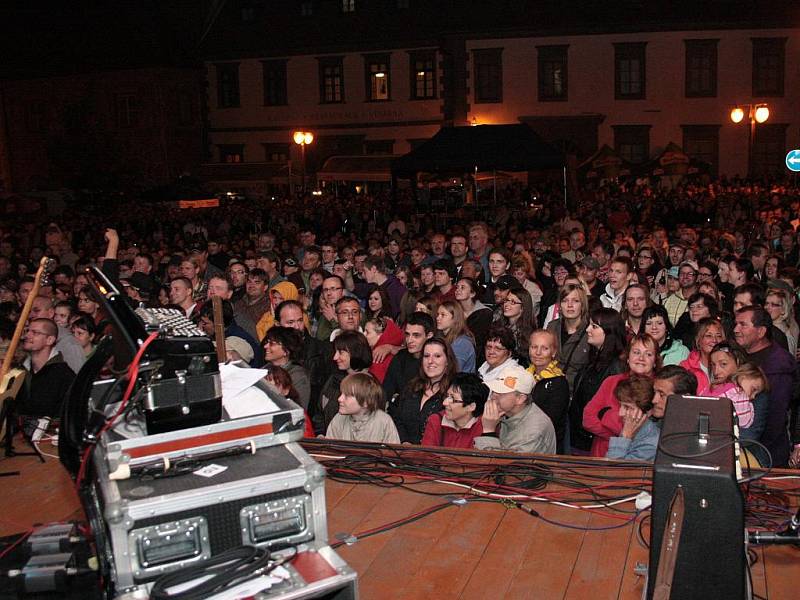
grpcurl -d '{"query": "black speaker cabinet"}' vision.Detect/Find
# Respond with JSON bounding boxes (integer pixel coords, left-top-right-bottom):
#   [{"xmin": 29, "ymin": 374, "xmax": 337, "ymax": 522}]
[{"xmin": 647, "ymin": 395, "xmax": 745, "ymax": 600}]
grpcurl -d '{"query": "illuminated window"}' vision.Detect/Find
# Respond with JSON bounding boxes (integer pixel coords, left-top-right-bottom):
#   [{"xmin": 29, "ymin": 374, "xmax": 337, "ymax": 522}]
[
  {"xmin": 301, "ymin": 1, "xmax": 312, "ymax": 15},
  {"xmin": 218, "ymin": 145, "xmax": 244, "ymax": 163},
  {"xmin": 342, "ymin": 0, "xmax": 355, "ymax": 12},
  {"xmin": 365, "ymin": 54, "xmax": 390, "ymax": 101},
  {"xmin": 263, "ymin": 143, "xmax": 289, "ymax": 162},
  {"xmin": 409, "ymin": 50, "xmax": 436, "ymax": 99}
]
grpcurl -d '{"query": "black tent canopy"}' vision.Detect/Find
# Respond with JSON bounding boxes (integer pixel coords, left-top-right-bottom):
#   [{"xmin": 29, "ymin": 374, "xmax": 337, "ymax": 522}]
[{"xmin": 392, "ymin": 124, "xmax": 564, "ymax": 177}]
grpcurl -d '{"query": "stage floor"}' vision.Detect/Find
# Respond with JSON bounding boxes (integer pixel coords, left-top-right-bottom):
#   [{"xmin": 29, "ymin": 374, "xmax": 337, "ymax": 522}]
[{"xmin": 1, "ymin": 439, "xmax": 798, "ymax": 599}]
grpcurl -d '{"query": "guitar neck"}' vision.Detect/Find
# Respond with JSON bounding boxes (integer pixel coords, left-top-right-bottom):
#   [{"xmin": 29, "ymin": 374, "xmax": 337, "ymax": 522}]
[{"xmin": 211, "ymin": 296, "xmax": 226, "ymax": 363}]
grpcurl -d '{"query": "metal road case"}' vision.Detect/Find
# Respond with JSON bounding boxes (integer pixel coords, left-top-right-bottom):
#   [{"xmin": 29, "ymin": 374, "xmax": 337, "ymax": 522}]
[{"xmin": 87, "ymin": 441, "xmax": 329, "ymax": 595}]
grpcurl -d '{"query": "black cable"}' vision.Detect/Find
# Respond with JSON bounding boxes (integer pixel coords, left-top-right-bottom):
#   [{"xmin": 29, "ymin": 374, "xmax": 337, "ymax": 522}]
[
  {"xmin": 657, "ymin": 431, "xmax": 736, "ymax": 459},
  {"xmin": 150, "ymin": 545, "xmax": 287, "ymax": 600}
]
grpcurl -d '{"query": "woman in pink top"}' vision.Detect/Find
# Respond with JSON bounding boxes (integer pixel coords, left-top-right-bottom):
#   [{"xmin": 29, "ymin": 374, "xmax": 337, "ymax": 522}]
[{"xmin": 582, "ymin": 333, "xmax": 661, "ymax": 457}]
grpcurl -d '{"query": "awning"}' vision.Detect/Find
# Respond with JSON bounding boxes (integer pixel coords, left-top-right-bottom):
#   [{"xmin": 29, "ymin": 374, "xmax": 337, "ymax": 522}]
[
  {"xmin": 317, "ymin": 155, "xmax": 395, "ymax": 182},
  {"xmin": 392, "ymin": 124, "xmax": 564, "ymax": 177}
]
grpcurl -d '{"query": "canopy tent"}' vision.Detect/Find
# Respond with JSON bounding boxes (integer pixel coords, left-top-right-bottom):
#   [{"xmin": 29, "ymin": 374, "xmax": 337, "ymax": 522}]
[
  {"xmin": 637, "ymin": 142, "xmax": 712, "ymax": 178},
  {"xmin": 577, "ymin": 144, "xmax": 632, "ymax": 180},
  {"xmin": 391, "ymin": 124, "xmax": 564, "ymax": 177}
]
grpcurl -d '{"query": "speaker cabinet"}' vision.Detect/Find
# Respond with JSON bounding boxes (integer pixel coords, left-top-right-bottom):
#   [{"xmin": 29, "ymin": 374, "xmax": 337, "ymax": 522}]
[{"xmin": 647, "ymin": 395, "xmax": 745, "ymax": 600}]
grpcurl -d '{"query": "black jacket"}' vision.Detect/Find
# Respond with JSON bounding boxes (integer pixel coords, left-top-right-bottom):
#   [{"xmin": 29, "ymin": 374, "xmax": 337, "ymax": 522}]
[
  {"xmin": 302, "ymin": 332, "xmax": 332, "ymax": 413},
  {"xmin": 313, "ymin": 370, "xmax": 346, "ymax": 435},
  {"xmin": 382, "ymin": 350, "xmax": 420, "ymax": 403},
  {"xmin": 18, "ymin": 353, "xmax": 76, "ymax": 419},
  {"xmin": 389, "ymin": 386, "xmax": 445, "ymax": 444},
  {"xmin": 569, "ymin": 357, "xmax": 623, "ymax": 452},
  {"xmin": 532, "ymin": 375, "xmax": 570, "ymax": 454}
]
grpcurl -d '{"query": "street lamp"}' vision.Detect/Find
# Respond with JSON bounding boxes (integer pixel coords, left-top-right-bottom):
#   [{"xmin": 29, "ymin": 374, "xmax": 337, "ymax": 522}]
[
  {"xmin": 730, "ymin": 104, "xmax": 769, "ymax": 178},
  {"xmin": 293, "ymin": 130, "xmax": 314, "ymax": 194}
]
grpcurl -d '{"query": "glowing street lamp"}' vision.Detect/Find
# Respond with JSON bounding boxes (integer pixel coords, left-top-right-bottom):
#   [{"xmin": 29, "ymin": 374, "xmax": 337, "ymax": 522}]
[
  {"xmin": 730, "ymin": 104, "xmax": 769, "ymax": 178},
  {"xmin": 293, "ymin": 131, "xmax": 314, "ymax": 194}
]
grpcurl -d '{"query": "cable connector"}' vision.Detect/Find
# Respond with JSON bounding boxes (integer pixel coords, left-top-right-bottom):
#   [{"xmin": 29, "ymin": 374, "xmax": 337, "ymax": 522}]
[{"xmin": 334, "ymin": 532, "xmax": 358, "ymax": 546}]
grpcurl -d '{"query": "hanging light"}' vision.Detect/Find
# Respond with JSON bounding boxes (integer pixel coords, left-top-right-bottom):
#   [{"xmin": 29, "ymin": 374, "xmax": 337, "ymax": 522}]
[
  {"xmin": 754, "ymin": 105, "xmax": 770, "ymax": 124},
  {"xmin": 730, "ymin": 107, "xmax": 745, "ymax": 124}
]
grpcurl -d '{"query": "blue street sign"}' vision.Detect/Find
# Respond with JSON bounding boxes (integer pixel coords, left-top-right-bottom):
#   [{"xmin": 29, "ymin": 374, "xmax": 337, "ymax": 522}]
[{"xmin": 787, "ymin": 149, "xmax": 800, "ymax": 172}]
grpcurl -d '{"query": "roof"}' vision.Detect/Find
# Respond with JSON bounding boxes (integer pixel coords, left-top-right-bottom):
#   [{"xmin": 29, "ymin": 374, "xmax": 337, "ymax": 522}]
[{"xmin": 392, "ymin": 124, "xmax": 564, "ymax": 176}]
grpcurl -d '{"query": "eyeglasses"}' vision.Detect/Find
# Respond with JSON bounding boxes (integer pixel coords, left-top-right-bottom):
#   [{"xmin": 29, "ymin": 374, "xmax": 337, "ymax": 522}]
[
  {"xmin": 503, "ymin": 299, "xmax": 522, "ymax": 306},
  {"xmin": 336, "ymin": 309, "xmax": 360, "ymax": 317},
  {"xmin": 485, "ymin": 343, "xmax": 508, "ymax": 352},
  {"xmin": 443, "ymin": 395, "xmax": 464, "ymax": 404},
  {"xmin": 264, "ymin": 340, "xmax": 284, "ymax": 348},
  {"xmin": 637, "ymin": 254, "xmax": 653, "ymax": 260}
]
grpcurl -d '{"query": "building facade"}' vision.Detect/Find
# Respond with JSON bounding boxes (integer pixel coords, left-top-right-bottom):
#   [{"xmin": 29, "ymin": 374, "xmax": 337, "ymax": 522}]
[{"xmin": 202, "ymin": 1, "xmax": 799, "ymax": 196}]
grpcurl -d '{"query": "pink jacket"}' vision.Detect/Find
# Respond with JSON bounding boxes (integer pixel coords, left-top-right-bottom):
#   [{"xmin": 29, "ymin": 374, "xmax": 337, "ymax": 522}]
[
  {"xmin": 679, "ymin": 350, "xmax": 707, "ymax": 394},
  {"xmin": 582, "ymin": 373, "xmax": 627, "ymax": 457}
]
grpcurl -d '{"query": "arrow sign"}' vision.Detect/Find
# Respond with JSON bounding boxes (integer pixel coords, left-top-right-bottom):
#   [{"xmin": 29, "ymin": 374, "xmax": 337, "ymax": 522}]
[{"xmin": 787, "ymin": 149, "xmax": 800, "ymax": 172}]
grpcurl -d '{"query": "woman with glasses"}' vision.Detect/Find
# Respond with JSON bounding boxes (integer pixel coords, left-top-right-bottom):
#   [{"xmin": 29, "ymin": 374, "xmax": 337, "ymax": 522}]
[
  {"xmin": 497, "ymin": 289, "xmax": 535, "ymax": 368},
  {"xmin": 642, "ymin": 304, "xmax": 690, "ymax": 366},
  {"xmin": 436, "ymin": 300, "xmax": 476, "ymax": 373},
  {"xmin": 545, "ymin": 283, "xmax": 590, "ymax": 393},
  {"xmin": 583, "ymin": 333, "xmax": 662, "ymax": 457},
  {"xmin": 262, "ymin": 325, "xmax": 311, "ymax": 410},
  {"xmin": 635, "ymin": 245, "xmax": 660, "ymax": 287},
  {"xmin": 679, "ymin": 317, "xmax": 726, "ymax": 393},
  {"xmin": 570, "ymin": 307, "xmax": 626, "ymax": 454},
  {"xmin": 477, "ymin": 324, "xmax": 519, "ymax": 381},
  {"xmin": 673, "ymin": 292, "xmax": 719, "ymax": 348},
  {"xmin": 421, "ymin": 372, "xmax": 488, "ymax": 448},
  {"xmin": 389, "ymin": 337, "xmax": 457, "ymax": 444}
]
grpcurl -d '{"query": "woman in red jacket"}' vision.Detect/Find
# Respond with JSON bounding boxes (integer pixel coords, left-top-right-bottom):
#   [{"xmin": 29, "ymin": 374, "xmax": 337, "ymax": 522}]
[
  {"xmin": 421, "ymin": 373, "xmax": 488, "ymax": 448},
  {"xmin": 680, "ymin": 317, "xmax": 725, "ymax": 394},
  {"xmin": 582, "ymin": 333, "xmax": 661, "ymax": 457},
  {"xmin": 364, "ymin": 316, "xmax": 404, "ymax": 384}
]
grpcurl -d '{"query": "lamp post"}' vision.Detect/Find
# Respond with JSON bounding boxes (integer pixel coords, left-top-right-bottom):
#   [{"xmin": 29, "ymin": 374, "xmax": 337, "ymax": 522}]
[
  {"xmin": 730, "ymin": 104, "xmax": 769, "ymax": 178},
  {"xmin": 293, "ymin": 130, "xmax": 314, "ymax": 195}
]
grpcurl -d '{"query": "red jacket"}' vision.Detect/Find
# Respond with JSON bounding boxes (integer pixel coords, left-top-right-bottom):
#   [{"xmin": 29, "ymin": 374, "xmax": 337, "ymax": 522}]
[
  {"xmin": 421, "ymin": 412, "xmax": 484, "ymax": 449},
  {"xmin": 679, "ymin": 351, "xmax": 707, "ymax": 394},
  {"xmin": 368, "ymin": 318, "xmax": 404, "ymax": 384},
  {"xmin": 582, "ymin": 373, "xmax": 627, "ymax": 457}
]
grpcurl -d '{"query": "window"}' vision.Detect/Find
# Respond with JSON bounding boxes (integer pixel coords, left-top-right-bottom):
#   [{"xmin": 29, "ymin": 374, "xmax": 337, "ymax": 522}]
[
  {"xmin": 262, "ymin": 60, "xmax": 288, "ymax": 106},
  {"xmin": 115, "ymin": 94, "xmax": 140, "ymax": 127},
  {"xmin": 614, "ymin": 43, "xmax": 646, "ymax": 100},
  {"xmin": 318, "ymin": 57, "xmax": 344, "ymax": 103},
  {"xmin": 341, "ymin": 0, "xmax": 355, "ymax": 12},
  {"xmin": 397, "ymin": 0, "xmax": 409, "ymax": 7},
  {"xmin": 218, "ymin": 145, "xmax": 244, "ymax": 163},
  {"xmin": 685, "ymin": 40, "xmax": 717, "ymax": 98},
  {"xmin": 752, "ymin": 124, "xmax": 787, "ymax": 176},
  {"xmin": 364, "ymin": 140, "xmax": 394, "ymax": 155},
  {"xmin": 365, "ymin": 54, "xmax": 390, "ymax": 101},
  {"xmin": 408, "ymin": 138, "xmax": 429, "ymax": 150},
  {"xmin": 682, "ymin": 125, "xmax": 720, "ymax": 176},
  {"xmin": 752, "ymin": 38, "xmax": 786, "ymax": 96},
  {"xmin": 216, "ymin": 63, "xmax": 240, "ymax": 108},
  {"xmin": 263, "ymin": 143, "xmax": 290, "ymax": 162},
  {"xmin": 537, "ymin": 45, "xmax": 568, "ymax": 101},
  {"xmin": 613, "ymin": 125, "xmax": 650, "ymax": 164},
  {"xmin": 473, "ymin": 48, "xmax": 503, "ymax": 103},
  {"xmin": 409, "ymin": 50, "xmax": 436, "ymax": 99},
  {"xmin": 301, "ymin": 1, "xmax": 312, "ymax": 16}
]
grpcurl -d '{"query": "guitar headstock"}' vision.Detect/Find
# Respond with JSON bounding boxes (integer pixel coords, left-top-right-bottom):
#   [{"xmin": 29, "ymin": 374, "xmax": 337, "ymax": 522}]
[{"xmin": 36, "ymin": 256, "xmax": 57, "ymax": 288}]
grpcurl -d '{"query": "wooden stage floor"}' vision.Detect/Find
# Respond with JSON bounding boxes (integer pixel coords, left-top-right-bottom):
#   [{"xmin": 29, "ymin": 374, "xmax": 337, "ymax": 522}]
[{"xmin": 1, "ymin": 439, "xmax": 798, "ymax": 599}]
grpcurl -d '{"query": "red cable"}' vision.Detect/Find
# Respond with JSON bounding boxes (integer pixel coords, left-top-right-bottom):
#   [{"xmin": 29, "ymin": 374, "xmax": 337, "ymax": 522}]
[
  {"xmin": 75, "ymin": 331, "xmax": 160, "ymax": 491},
  {"xmin": 0, "ymin": 529, "xmax": 33, "ymax": 560}
]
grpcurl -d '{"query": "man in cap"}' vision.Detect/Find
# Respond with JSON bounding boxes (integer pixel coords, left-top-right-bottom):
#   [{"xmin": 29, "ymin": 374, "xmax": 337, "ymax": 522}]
[
  {"xmin": 663, "ymin": 260, "xmax": 698, "ymax": 326},
  {"xmin": 187, "ymin": 238, "xmax": 224, "ymax": 283},
  {"xmin": 473, "ymin": 364, "xmax": 556, "ymax": 454},
  {"xmin": 578, "ymin": 256, "xmax": 603, "ymax": 299}
]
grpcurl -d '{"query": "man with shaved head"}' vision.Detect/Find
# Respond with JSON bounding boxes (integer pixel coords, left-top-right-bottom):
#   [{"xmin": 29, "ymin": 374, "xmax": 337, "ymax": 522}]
[
  {"xmin": 29, "ymin": 295, "xmax": 85, "ymax": 373},
  {"xmin": 17, "ymin": 317, "xmax": 76, "ymax": 435}
]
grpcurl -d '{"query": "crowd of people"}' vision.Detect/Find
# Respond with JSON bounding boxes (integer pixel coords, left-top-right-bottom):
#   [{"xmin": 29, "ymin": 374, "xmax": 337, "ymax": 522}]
[{"xmin": 2, "ymin": 176, "xmax": 800, "ymax": 467}]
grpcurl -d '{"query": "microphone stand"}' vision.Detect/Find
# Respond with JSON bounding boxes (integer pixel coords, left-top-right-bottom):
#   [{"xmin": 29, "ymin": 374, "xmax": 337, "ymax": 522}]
[{"xmin": 748, "ymin": 506, "xmax": 800, "ymax": 546}]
